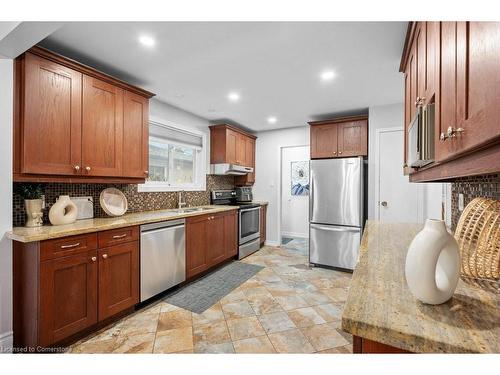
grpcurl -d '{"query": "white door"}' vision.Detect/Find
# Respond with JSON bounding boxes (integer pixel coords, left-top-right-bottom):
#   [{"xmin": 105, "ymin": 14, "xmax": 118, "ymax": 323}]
[{"xmin": 376, "ymin": 129, "xmax": 421, "ymax": 223}]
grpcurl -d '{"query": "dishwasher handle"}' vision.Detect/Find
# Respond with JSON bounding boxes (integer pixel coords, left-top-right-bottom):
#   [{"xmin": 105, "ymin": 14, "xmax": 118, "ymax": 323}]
[{"xmin": 141, "ymin": 219, "xmax": 185, "ymax": 233}]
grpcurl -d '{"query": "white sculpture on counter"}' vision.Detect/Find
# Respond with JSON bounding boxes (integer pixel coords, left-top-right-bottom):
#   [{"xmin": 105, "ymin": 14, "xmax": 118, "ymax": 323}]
[
  {"xmin": 405, "ymin": 219, "xmax": 460, "ymax": 305},
  {"xmin": 49, "ymin": 195, "xmax": 78, "ymax": 226}
]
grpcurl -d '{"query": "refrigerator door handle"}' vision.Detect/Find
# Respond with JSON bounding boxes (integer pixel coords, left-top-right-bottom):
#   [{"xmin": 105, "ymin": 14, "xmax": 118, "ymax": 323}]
[
  {"xmin": 310, "ymin": 223, "xmax": 360, "ymax": 232},
  {"xmin": 309, "ymin": 169, "xmax": 314, "ymax": 220}
]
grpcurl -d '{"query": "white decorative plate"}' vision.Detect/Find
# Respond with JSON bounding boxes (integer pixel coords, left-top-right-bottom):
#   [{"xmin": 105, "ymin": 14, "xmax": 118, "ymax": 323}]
[{"xmin": 99, "ymin": 188, "xmax": 128, "ymax": 217}]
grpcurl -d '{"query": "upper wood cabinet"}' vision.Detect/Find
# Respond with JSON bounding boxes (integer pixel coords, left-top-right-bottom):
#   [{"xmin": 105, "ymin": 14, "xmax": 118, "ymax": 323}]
[
  {"xmin": 400, "ymin": 22, "xmax": 500, "ymax": 181},
  {"xmin": 13, "ymin": 46, "xmax": 154, "ymax": 183},
  {"xmin": 209, "ymin": 124, "xmax": 257, "ymax": 185},
  {"xmin": 309, "ymin": 116, "xmax": 368, "ymax": 159}
]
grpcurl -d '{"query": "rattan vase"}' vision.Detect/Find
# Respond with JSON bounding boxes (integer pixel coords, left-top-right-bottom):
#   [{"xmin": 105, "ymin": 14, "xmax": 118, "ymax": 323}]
[{"xmin": 454, "ymin": 197, "xmax": 500, "ymax": 282}]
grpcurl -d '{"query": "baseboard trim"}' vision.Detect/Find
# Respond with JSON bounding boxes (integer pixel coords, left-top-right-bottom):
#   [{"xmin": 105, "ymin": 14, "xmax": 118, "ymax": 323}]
[
  {"xmin": 264, "ymin": 240, "xmax": 280, "ymax": 247},
  {"xmin": 0, "ymin": 331, "xmax": 13, "ymax": 353},
  {"xmin": 281, "ymin": 231, "xmax": 309, "ymax": 239}
]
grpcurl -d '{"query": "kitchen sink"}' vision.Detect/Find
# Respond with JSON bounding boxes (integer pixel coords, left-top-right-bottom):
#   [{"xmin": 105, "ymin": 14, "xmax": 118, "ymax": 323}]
[{"xmin": 174, "ymin": 207, "xmax": 215, "ymax": 213}]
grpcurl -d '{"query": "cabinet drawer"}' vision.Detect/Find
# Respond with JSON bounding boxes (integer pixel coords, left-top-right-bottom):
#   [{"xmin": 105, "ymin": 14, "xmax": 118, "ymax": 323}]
[
  {"xmin": 98, "ymin": 226, "xmax": 139, "ymax": 248},
  {"xmin": 40, "ymin": 233, "xmax": 97, "ymax": 261}
]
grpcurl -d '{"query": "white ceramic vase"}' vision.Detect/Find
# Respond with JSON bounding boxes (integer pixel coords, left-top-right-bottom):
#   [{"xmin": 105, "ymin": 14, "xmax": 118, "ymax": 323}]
[
  {"xmin": 405, "ymin": 219, "xmax": 460, "ymax": 305},
  {"xmin": 49, "ymin": 195, "xmax": 78, "ymax": 226},
  {"xmin": 25, "ymin": 199, "xmax": 43, "ymax": 227}
]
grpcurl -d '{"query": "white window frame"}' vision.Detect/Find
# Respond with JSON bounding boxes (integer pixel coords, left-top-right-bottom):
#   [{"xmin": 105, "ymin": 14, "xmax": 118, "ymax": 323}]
[{"xmin": 138, "ymin": 118, "xmax": 207, "ymax": 192}]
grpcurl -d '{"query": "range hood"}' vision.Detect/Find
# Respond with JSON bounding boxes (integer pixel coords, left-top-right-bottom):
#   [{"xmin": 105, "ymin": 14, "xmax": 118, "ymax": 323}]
[{"xmin": 210, "ymin": 163, "xmax": 253, "ymax": 176}]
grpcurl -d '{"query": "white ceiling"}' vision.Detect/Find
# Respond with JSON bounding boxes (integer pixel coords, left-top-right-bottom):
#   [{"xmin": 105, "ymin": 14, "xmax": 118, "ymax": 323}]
[{"xmin": 40, "ymin": 22, "xmax": 406, "ymax": 132}]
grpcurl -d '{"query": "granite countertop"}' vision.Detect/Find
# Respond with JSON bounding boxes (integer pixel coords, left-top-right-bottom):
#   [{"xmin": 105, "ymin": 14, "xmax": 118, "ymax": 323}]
[
  {"xmin": 341, "ymin": 220, "xmax": 500, "ymax": 353},
  {"xmin": 6, "ymin": 205, "xmax": 238, "ymax": 243}
]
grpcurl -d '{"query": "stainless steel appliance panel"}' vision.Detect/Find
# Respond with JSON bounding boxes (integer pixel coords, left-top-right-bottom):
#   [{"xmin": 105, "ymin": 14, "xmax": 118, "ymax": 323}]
[
  {"xmin": 239, "ymin": 206, "xmax": 260, "ymax": 244},
  {"xmin": 140, "ymin": 219, "xmax": 186, "ymax": 302},
  {"xmin": 309, "ymin": 223, "xmax": 361, "ymax": 270},
  {"xmin": 238, "ymin": 237, "xmax": 261, "ymax": 260},
  {"xmin": 310, "ymin": 157, "xmax": 363, "ymax": 227}
]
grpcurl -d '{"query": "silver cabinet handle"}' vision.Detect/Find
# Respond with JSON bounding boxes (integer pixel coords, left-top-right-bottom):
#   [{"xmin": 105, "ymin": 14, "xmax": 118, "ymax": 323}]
[
  {"xmin": 91, "ymin": 256, "xmax": 97, "ymax": 262},
  {"xmin": 74, "ymin": 165, "xmax": 80, "ymax": 171},
  {"xmin": 85, "ymin": 166, "xmax": 91, "ymax": 172},
  {"xmin": 61, "ymin": 242, "xmax": 80, "ymax": 249},
  {"xmin": 381, "ymin": 201, "xmax": 388, "ymax": 207},
  {"xmin": 112, "ymin": 233, "xmax": 127, "ymax": 239},
  {"xmin": 440, "ymin": 126, "xmax": 465, "ymax": 141},
  {"xmin": 102, "ymin": 254, "xmax": 108, "ymax": 259}
]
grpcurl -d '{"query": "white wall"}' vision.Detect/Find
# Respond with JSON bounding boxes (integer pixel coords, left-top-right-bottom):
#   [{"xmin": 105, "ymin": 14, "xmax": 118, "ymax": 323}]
[
  {"xmin": 281, "ymin": 146, "xmax": 309, "ymax": 239},
  {"xmin": 0, "ymin": 59, "xmax": 13, "ymax": 351},
  {"xmin": 253, "ymin": 126, "xmax": 309, "ymax": 245}
]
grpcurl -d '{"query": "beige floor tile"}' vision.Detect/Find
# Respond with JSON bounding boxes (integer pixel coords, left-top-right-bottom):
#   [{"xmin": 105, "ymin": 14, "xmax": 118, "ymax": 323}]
[
  {"xmin": 114, "ymin": 310, "xmax": 160, "ymax": 336},
  {"xmin": 112, "ymin": 332, "xmax": 155, "ymax": 353},
  {"xmin": 220, "ymin": 290, "xmax": 247, "ymax": 304},
  {"xmin": 321, "ymin": 287, "xmax": 349, "ymax": 302},
  {"xmin": 246, "ymin": 294, "xmax": 283, "ymax": 315},
  {"xmin": 258, "ymin": 311, "xmax": 296, "ymax": 334},
  {"xmin": 242, "ymin": 286, "xmax": 273, "ymax": 298},
  {"xmin": 239, "ymin": 278, "xmax": 263, "ymax": 289},
  {"xmin": 312, "ymin": 303, "xmax": 343, "ymax": 322},
  {"xmin": 300, "ymin": 323, "xmax": 349, "ymax": 351},
  {"xmin": 153, "ymin": 327, "xmax": 193, "ymax": 354},
  {"xmin": 268, "ymin": 329, "xmax": 315, "ymax": 353},
  {"xmin": 226, "ymin": 316, "xmax": 266, "ymax": 341},
  {"xmin": 157, "ymin": 309, "xmax": 192, "ymax": 331},
  {"xmin": 70, "ymin": 337, "xmax": 118, "ymax": 353},
  {"xmin": 221, "ymin": 299, "xmax": 255, "ymax": 319},
  {"xmin": 317, "ymin": 344, "xmax": 353, "ymax": 354},
  {"xmin": 233, "ymin": 335, "xmax": 276, "ymax": 353},
  {"xmin": 300, "ymin": 291, "xmax": 333, "ymax": 305},
  {"xmin": 192, "ymin": 303, "xmax": 225, "ymax": 325},
  {"xmin": 287, "ymin": 307, "xmax": 327, "ymax": 328},
  {"xmin": 194, "ymin": 341, "xmax": 235, "ymax": 353},
  {"xmin": 158, "ymin": 302, "xmax": 182, "ymax": 313},
  {"xmin": 274, "ymin": 294, "xmax": 310, "ymax": 310},
  {"xmin": 193, "ymin": 320, "xmax": 231, "ymax": 345}
]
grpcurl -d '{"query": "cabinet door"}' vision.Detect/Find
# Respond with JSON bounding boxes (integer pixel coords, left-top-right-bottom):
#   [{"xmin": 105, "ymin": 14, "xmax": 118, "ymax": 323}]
[
  {"xmin": 310, "ymin": 124, "xmax": 338, "ymax": 158},
  {"xmin": 415, "ymin": 23, "xmax": 426, "ymax": 102},
  {"xmin": 98, "ymin": 242, "xmax": 139, "ymax": 320},
  {"xmin": 22, "ymin": 52, "xmax": 82, "ymax": 175},
  {"xmin": 337, "ymin": 120, "xmax": 368, "ymax": 157},
  {"xmin": 235, "ymin": 137, "xmax": 256, "ymax": 185},
  {"xmin": 260, "ymin": 205, "xmax": 267, "ymax": 247},
  {"xmin": 82, "ymin": 75, "xmax": 123, "ymax": 177},
  {"xmin": 236, "ymin": 134, "xmax": 246, "ymax": 165},
  {"xmin": 455, "ymin": 22, "xmax": 500, "ymax": 152},
  {"xmin": 39, "ymin": 250, "xmax": 97, "ymax": 346},
  {"xmin": 226, "ymin": 129, "xmax": 238, "ymax": 164},
  {"xmin": 224, "ymin": 211, "xmax": 238, "ymax": 257},
  {"xmin": 186, "ymin": 216, "xmax": 209, "ymax": 278},
  {"xmin": 207, "ymin": 215, "xmax": 226, "ymax": 266},
  {"xmin": 122, "ymin": 90, "xmax": 149, "ymax": 178},
  {"xmin": 408, "ymin": 42, "xmax": 418, "ymax": 122}
]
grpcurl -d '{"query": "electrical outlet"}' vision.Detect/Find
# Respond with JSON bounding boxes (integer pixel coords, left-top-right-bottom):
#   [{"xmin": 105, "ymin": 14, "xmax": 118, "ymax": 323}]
[{"xmin": 458, "ymin": 193, "xmax": 464, "ymax": 211}]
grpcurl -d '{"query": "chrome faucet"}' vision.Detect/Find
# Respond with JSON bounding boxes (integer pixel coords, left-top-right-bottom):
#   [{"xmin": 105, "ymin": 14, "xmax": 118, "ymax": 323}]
[{"xmin": 178, "ymin": 190, "xmax": 187, "ymax": 209}]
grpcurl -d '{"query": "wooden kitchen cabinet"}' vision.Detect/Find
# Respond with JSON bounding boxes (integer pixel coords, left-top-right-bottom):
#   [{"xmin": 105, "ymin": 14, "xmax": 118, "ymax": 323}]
[
  {"xmin": 309, "ymin": 116, "xmax": 368, "ymax": 159},
  {"xmin": 13, "ymin": 46, "xmax": 154, "ymax": 183},
  {"xmin": 260, "ymin": 204, "xmax": 267, "ymax": 247},
  {"xmin": 210, "ymin": 124, "xmax": 257, "ymax": 185},
  {"xmin": 400, "ymin": 22, "xmax": 500, "ymax": 181},
  {"xmin": 98, "ymin": 242, "xmax": 139, "ymax": 320},
  {"xmin": 39, "ymin": 250, "xmax": 98, "ymax": 347},
  {"xmin": 13, "ymin": 227, "xmax": 140, "ymax": 349},
  {"xmin": 186, "ymin": 210, "xmax": 238, "ymax": 278}
]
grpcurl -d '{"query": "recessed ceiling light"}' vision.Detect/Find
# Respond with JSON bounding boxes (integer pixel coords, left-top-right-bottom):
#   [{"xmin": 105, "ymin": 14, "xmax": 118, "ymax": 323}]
[
  {"xmin": 267, "ymin": 116, "xmax": 277, "ymax": 124},
  {"xmin": 138, "ymin": 35, "xmax": 156, "ymax": 48},
  {"xmin": 227, "ymin": 92, "xmax": 240, "ymax": 102},
  {"xmin": 320, "ymin": 70, "xmax": 335, "ymax": 81}
]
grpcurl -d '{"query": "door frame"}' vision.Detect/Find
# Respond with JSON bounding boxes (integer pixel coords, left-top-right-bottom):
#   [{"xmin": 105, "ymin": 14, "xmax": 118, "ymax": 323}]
[
  {"xmin": 374, "ymin": 127, "xmax": 424, "ymax": 222},
  {"xmin": 278, "ymin": 144, "xmax": 310, "ymax": 246}
]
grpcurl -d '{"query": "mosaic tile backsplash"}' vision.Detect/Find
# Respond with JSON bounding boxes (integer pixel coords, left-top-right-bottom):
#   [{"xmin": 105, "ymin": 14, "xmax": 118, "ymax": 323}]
[
  {"xmin": 13, "ymin": 175, "xmax": 235, "ymax": 227},
  {"xmin": 450, "ymin": 173, "xmax": 500, "ymax": 231}
]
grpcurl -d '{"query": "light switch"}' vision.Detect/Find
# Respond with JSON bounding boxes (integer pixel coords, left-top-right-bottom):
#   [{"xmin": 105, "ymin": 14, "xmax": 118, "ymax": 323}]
[{"xmin": 458, "ymin": 193, "xmax": 464, "ymax": 211}]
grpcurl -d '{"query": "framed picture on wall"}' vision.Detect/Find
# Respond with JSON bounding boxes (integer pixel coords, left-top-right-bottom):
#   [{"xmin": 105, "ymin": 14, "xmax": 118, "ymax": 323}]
[{"xmin": 291, "ymin": 161, "xmax": 309, "ymax": 196}]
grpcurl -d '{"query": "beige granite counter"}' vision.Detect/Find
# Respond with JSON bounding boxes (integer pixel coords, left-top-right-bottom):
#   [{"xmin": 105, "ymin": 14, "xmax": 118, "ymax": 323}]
[
  {"xmin": 342, "ymin": 220, "xmax": 500, "ymax": 353},
  {"xmin": 6, "ymin": 205, "xmax": 238, "ymax": 243}
]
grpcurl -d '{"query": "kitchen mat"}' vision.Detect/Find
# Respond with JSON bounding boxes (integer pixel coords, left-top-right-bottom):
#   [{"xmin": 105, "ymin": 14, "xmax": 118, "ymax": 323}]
[
  {"xmin": 164, "ymin": 261, "xmax": 264, "ymax": 313},
  {"xmin": 281, "ymin": 237, "xmax": 294, "ymax": 245}
]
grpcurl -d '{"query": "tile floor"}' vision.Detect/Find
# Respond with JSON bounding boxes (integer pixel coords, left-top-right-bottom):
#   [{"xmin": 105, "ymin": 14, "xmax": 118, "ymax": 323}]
[{"xmin": 68, "ymin": 239, "xmax": 352, "ymax": 354}]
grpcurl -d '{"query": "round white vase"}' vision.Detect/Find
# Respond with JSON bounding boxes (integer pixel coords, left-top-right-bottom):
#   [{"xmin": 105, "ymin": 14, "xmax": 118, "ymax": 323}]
[
  {"xmin": 405, "ymin": 219, "xmax": 460, "ymax": 305},
  {"xmin": 49, "ymin": 195, "xmax": 78, "ymax": 226}
]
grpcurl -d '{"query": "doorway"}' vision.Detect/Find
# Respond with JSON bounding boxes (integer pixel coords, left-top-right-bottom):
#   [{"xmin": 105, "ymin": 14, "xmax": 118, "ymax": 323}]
[{"xmin": 280, "ymin": 145, "xmax": 310, "ymax": 252}]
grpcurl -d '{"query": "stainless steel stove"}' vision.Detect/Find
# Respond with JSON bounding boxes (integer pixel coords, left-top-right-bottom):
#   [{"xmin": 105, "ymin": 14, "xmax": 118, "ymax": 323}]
[{"xmin": 211, "ymin": 189, "xmax": 261, "ymax": 259}]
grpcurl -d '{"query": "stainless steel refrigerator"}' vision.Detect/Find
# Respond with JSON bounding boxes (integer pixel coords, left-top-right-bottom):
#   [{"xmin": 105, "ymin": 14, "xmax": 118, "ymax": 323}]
[{"xmin": 309, "ymin": 157, "xmax": 364, "ymax": 270}]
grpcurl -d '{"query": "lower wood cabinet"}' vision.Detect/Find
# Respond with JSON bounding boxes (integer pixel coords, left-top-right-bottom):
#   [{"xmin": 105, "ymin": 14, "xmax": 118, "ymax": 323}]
[
  {"xmin": 186, "ymin": 210, "xmax": 238, "ymax": 278},
  {"xmin": 260, "ymin": 204, "xmax": 267, "ymax": 247},
  {"xmin": 14, "ymin": 228, "xmax": 140, "ymax": 349}
]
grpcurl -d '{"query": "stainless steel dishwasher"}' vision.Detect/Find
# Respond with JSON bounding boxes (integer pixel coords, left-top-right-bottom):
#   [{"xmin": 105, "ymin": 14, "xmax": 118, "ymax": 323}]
[{"xmin": 140, "ymin": 219, "xmax": 186, "ymax": 302}]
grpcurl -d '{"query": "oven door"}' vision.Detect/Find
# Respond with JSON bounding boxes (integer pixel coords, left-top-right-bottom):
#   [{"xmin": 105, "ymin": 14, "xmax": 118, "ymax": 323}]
[{"xmin": 239, "ymin": 206, "xmax": 260, "ymax": 244}]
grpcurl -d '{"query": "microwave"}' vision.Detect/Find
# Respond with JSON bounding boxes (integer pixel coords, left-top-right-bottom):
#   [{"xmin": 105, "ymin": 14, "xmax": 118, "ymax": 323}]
[{"xmin": 408, "ymin": 103, "xmax": 435, "ymax": 168}]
